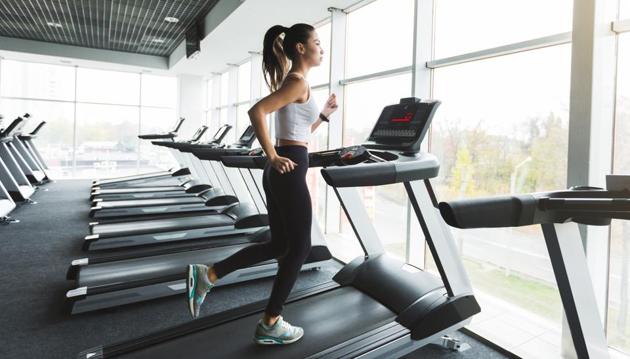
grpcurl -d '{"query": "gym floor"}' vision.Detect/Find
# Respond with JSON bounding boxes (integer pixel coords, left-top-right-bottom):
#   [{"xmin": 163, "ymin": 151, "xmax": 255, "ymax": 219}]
[{"xmin": 1, "ymin": 180, "xmax": 514, "ymax": 359}]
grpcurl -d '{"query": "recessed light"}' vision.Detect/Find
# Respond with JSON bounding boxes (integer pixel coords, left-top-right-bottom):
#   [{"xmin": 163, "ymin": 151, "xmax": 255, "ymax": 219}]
[
  {"xmin": 46, "ymin": 22, "xmax": 63, "ymax": 28},
  {"xmin": 164, "ymin": 17, "xmax": 179, "ymax": 23},
  {"xmin": 151, "ymin": 38, "xmax": 165, "ymax": 44}
]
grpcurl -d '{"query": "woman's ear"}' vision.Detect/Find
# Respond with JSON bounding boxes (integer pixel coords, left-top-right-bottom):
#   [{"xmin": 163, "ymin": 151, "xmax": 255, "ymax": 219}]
[{"xmin": 297, "ymin": 43, "xmax": 305, "ymax": 55}]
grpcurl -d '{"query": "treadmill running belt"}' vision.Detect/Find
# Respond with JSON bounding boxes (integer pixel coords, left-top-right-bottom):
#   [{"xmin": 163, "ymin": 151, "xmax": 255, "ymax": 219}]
[
  {"xmin": 78, "ymin": 243, "xmax": 254, "ymax": 287},
  {"xmin": 95, "ymin": 186, "xmax": 183, "ymax": 194},
  {"xmin": 93, "ymin": 214, "xmax": 233, "ymax": 236},
  {"xmin": 122, "ymin": 288, "xmax": 396, "ymax": 359},
  {"xmin": 97, "ymin": 197, "xmax": 201, "ymax": 208}
]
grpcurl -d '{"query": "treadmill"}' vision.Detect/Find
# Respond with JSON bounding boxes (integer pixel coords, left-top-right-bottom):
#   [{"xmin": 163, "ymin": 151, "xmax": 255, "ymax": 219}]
[
  {"xmin": 83, "ymin": 129, "xmax": 267, "ymax": 251},
  {"xmin": 88, "ymin": 126, "xmax": 238, "ymax": 220},
  {"xmin": 78, "ymin": 98, "xmax": 481, "ymax": 359},
  {"xmin": 16, "ymin": 117, "xmax": 49, "ymax": 175},
  {"xmin": 0, "ymin": 171, "xmax": 18, "ymax": 224},
  {"xmin": 439, "ymin": 175, "xmax": 630, "ymax": 359},
  {"xmin": 66, "ymin": 148, "xmax": 332, "ymax": 314},
  {"xmin": 91, "ymin": 117, "xmax": 188, "ymax": 189},
  {"xmin": 89, "ymin": 124, "xmax": 232, "ymax": 201},
  {"xmin": 9, "ymin": 113, "xmax": 49, "ymax": 183},
  {"xmin": 0, "ymin": 117, "xmax": 36, "ymax": 201}
]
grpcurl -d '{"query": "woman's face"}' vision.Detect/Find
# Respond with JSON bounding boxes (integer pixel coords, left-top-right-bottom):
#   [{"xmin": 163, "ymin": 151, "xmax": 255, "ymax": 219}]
[{"xmin": 301, "ymin": 30, "xmax": 324, "ymax": 67}]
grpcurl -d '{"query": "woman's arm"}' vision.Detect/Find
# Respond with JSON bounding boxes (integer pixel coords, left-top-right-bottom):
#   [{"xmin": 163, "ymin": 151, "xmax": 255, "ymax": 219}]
[
  {"xmin": 311, "ymin": 93, "xmax": 338, "ymax": 133},
  {"xmin": 248, "ymin": 77, "xmax": 307, "ymax": 173}
]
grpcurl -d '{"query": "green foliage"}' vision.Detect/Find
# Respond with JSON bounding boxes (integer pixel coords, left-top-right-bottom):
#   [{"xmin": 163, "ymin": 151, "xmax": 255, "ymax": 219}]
[{"xmin": 435, "ymin": 112, "xmax": 568, "ymax": 199}]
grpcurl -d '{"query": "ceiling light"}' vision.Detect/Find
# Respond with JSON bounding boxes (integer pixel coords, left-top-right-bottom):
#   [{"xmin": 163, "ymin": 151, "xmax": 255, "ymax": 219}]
[
  {"xmin": 151, "ymin": 38, "xmax": 165, "ymax": 44},
  {"xmin": 46, "ymin": 22, "xmax": 63, "ymax": 28},
  {"xmin": 164, "ymin": 17, "xmax": 179, "ymax": 23}
]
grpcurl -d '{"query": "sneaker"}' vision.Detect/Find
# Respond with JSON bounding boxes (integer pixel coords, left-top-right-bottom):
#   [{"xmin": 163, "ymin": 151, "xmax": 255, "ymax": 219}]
[
  {"xmin": 254, "ymin": 316, "xmax": 304, "ymax": 345},
  {"xmin": 186, "ymin": 264, "xmax": 213, "ymax": 319}
]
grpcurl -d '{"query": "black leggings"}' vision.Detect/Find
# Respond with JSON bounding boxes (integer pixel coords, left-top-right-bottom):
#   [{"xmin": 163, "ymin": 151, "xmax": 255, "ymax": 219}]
[{"xmin": 213, "ymin": 145, "xmax": 312, "ymax": 316}]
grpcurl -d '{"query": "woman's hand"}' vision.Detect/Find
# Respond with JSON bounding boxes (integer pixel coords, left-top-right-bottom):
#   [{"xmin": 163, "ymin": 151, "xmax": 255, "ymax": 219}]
[
  {"xmin": 270, "ymin": 155, "xmax": 298, "ymax": 174},
  {"xmin": 321, "ymin": 93, "xmax": 338, "ymax": 118}
]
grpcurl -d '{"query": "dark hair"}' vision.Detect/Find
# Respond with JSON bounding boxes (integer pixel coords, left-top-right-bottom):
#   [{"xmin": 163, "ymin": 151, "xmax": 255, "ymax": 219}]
[{"xmin": 262, "ymin": 23, "xmax": 315, "ymax": 92}]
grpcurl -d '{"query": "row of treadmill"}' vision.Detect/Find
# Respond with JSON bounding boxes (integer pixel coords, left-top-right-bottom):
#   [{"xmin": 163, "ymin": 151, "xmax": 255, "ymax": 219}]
[
  {"xmin": 0, "ymin": 113, "xmax": 51, "ymax": 223},
  {"xmin": 6, "ymin": 98, "xmax": 625, "ymax": 358}
]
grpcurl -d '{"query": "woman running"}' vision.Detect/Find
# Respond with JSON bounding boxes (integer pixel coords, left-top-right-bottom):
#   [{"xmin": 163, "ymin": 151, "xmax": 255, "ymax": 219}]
[{"xmin": 186, "ymin": 23, "xmax": 338, "ymax": 345}]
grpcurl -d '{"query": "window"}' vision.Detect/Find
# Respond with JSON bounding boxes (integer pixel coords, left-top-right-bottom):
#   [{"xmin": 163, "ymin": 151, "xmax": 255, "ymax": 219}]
[
  {"xmin": 609, "ymin": 33, "xmax": 630, "ymax": 355},
  {"xmin": 220, "ymin": 72, "xmax": 229, "ymax": 106},
  {"xmin": 0, "ymin": 59, "xmax": 178, "ymax": 179},
  {"xmin": 337, "ymin": 73, "xmax": 412, "ymax": 261},
  {"xmin": 0, "ymin": 98, "xmax": 74, "ymax": 177},
  {"xmin": 238, "ymin": 62, "xmax": 251, "ymax": 102},
  {"xmin": 139, "ymin": 108, "xmax": 179, "ymax": 172},
  {"xmin": 0, "ymin": 60, "xmax": 75, "ymax": 101},
  {"xmin": 75, "ymin": 104, "xmax": 140, "ymax": 178},
  {"xmin": 434, "ymin": 0, "xmax": 573, "ymax": 58},
  {"xmin": 431, "ymin": 45, "xmax": 571, "ymax": 357},
  {"xmin": 343, "ymin": 73, "xmax": 412, "ymax": 146},
  {"xmin": 345, "ymin": 0, "xmax": 415, "ymax": 77},
  {"xmin": 308, "ymin": 23, "xmax": 331, "ymax": 86},
  {"xmin": 235, "ymin": 104, "xmax": 251, "ymax": 138},
  {"xmin": 76, "ymin": 68, "xmax": 140, "ymax": 105}
]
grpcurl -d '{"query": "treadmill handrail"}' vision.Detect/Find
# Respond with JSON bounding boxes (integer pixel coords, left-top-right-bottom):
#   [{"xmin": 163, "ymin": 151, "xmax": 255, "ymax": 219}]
[
  {"xmin": 0, "ymin": 117, "xmax": 23, "ymax": 137},
  {"xmin": 438, "ymin": 189, "xmax": 630, "ymax": 228}
]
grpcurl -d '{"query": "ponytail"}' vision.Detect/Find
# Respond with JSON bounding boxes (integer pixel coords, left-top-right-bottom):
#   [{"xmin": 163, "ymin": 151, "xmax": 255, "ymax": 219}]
[
  {"xmin": 262, "ymin": 23, "xmax": 315, "ymax": 92},
  {"xmin": 262, "ymin": 25, "xmax": 289, "ymax": 92}
]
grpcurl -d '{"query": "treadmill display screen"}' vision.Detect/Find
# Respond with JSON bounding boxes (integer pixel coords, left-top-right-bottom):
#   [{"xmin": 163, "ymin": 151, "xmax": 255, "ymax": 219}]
[
  {"xmin": 191, "ymin": 126, "xmax": 208, "ymax": 141},
  {"xmin": 369, "ymin": 103, "xmax": 430, "ymax": 141},
  {"xmin": 213, "ymin": 125, "xmax": 229, "ymax": 140},
  {"xmin": 239, "ymin": 126, "xmax": 255, "ymax": 142}
]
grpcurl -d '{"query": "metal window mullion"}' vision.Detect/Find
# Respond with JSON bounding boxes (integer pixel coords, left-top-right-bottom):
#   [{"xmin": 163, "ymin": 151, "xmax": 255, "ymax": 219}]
[
  {"xmin": 72, "ymin": 66, "xmax": 78, "ymax": 177},
  {"xmin": 427, "ymin": 32, "xmax": 572, "ymax": 69},
  {"xmin": 137, "ymin": 73, "xmax": 142, "ymax": 172},
  {"xmin": 565, "ymin": 0, "xmax": 618, "ymax": 354},
  {"xmin": 612, "ymin": 18, "xmax": 630, "ymax": 33},
  {"xmin": 311, "ymin": 83, "xmax": 330, "ymax": 91},
  {"xmin": 407, "ymin": 0, "xmax": 435, "ymax": 268},
  {"xmin": 228, "ymin": 65, "xmax": 238, "ymax": 141},
  {"xmin": 211, "ymin": 73, "xmax": 221, "ymax": 135},
  {"xmin": 339, "ymin": 65, "xmax": 413, "ymax": 86},
  {"xmin": 326, "ymin": 7, "xmax": 347, "ymax": 234}
]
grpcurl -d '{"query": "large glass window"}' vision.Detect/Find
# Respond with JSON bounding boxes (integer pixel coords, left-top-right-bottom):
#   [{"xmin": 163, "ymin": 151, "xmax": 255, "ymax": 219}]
[
  {"xmin": 76, "ymin": 68, "xmax": 140, "ymax": 105},
  {"xmin": 609, "ymin": 33, "xmax": 630, "ymax": 355},
  {"xmin": 139, "ymin": 108, "xmax": 179, "ymax": 172},
  {"xmin": 238, "ymin": 62, "xmax": 251, "ymax": 103},
  {"xmin": 220, "ymin": 72, "xmax": 229, "ymax": 106},
  {"xmin": 431, "ymin": 45, "xmax": 571, "ymax": 357},
  {"xmin": 75, "ymin": 104, "xmax": 140, "ymax": 178},
  {"xmin": 236, "ymin": 104, "xmax": 250, "ymax": 138},
  {"xmin": 345, "ymin": 0, "xmax": 414, "ymax": 77},
  {"xmin": 0, "ymin": 59, "xmax": 178, "ymax": 179},
  {"xmin": 434, "ymin": 0, "xmax": 573, "ymax": 58},
  {"xmin": 308, "ymin": 23, "xmax": 331, "ymax": 86},
  {"xmin": 0, "ymin": 60, "xmax": 75, "ymax": 101},
  {"xmin": 0, "ymin": 98, "xmax": 74, "ymax": 177},
  {"xmin": 336, "ymin": 73, "xmax": 412, "ymax": 261}
]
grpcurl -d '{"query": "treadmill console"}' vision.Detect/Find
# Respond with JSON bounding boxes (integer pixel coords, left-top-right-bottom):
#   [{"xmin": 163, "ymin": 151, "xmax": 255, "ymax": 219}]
[
  {"xmin": 209, "ymin": 124, "xmax": 231, "ymax": 144},
  {"xmin": 364, "ymin": 97, "xmax": 440, "ymax": 153},
  {"xmin": 235, "ymin": 126, "xmax": 256, "ymax": 147},
  {"xmin": 190, "ymin": 126, "xmax": 209, "ymax": 142}
]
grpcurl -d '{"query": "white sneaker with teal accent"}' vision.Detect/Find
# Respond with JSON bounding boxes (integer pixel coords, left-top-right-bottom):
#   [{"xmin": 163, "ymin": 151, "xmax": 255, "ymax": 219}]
[
  {"xmin": 186, "ymin": 264, "xmax": 213, "ymax": 319},
  {"xmin": 254, "ymin": 316, "xmax": 304, "ymax": 345}
]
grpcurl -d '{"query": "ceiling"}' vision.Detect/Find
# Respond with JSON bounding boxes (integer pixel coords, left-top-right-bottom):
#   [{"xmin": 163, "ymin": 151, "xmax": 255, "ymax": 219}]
[
  {"xmin": 170, "ymin": 0, "xmax": 361, "ymax": 76},
  {"xmin": 0, "ymin": 0, "xmax": 218, "ymax": 56}
]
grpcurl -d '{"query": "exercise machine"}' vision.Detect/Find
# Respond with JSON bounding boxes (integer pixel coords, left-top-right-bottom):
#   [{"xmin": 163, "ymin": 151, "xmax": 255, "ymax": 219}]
[{"xmin": 439, "ymin": 175, "xmax": 630, "ymax": 359}]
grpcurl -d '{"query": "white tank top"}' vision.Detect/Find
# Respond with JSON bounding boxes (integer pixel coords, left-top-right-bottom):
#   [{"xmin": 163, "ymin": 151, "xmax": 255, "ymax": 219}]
[{"xmin": 274, "ymin": 73, "xmax": 319, "ymax": 143}]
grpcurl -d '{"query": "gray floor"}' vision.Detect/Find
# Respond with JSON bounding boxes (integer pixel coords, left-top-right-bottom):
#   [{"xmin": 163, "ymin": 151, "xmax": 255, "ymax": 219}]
[{"xmin": 0, "ymin": 180, "xmax": 515, "ymax": 359}]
